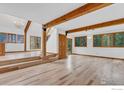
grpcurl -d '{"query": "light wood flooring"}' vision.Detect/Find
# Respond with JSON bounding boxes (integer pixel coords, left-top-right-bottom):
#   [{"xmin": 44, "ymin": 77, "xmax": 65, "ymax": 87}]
[{"xmin": 0, "ymin": 55, "xmax": 124, "ymax": 85}]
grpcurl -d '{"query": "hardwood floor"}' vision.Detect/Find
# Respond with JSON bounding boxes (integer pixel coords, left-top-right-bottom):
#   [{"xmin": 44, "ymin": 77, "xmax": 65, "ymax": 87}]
[{"xmin": 0, "ymin": 55, "xmax": 124, "ymax": 85}]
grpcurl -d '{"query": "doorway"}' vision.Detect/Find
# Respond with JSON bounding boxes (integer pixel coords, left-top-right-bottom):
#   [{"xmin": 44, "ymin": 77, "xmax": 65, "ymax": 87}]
[{"xmin": 67, "ymin": 38, "xmax": 72, "ymax": 55}]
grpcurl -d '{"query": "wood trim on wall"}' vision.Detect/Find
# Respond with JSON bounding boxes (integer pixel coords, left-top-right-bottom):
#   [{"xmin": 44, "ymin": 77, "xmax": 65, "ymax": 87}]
[
  {"xmin": 45, "ymin": 3, "xmax": 112, "ymax": 28},
  {"xmin": 72, "ymin": 53, "xmax": 124, "ymax": 60}
]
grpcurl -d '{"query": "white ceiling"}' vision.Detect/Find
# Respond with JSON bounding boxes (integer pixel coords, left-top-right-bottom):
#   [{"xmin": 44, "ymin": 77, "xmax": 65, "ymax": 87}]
[
  {"xmin": 55, "ymin": 3, "xmax": 124, "ymax": 31},
  {"xmin": 0, "ymin": 3, "xmax": 84, "ymax": 24},
  {"xmin": 0, "ymin": 3, "xmax": 124, "ymax": 32}
]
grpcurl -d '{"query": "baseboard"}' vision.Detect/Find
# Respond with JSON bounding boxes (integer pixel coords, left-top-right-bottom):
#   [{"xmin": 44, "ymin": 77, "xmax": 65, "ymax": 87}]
[
  {"xmin": 6, "ymin": 51, "xmax": 31, "ymax": 53},
  {"xmin": 72, "ymin": 53, "xmax": 124, "ymax": 60}
]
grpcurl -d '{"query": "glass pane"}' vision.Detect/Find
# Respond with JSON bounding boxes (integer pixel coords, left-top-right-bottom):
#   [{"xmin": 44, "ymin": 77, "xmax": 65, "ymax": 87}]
[
  {"xmin": 37, "ymin": 37, "xmax": 41, "ymax": 49},
  {"xmin": 17, "ymin": 35, "xmax": 24, "ymax": 43},
  {"xmin": 109, "ymin": 34, "xmax": 114, "ymax": 47},
  {"xmin": 114, "ymin": 32, "xmax": 124, "ymax": 47},
  {"xmin": 30, "ymin": 36, "xmax": 35, "ymax": 49},
  {"xmin": 8, "ymin": 34, "xmax": 16, "ymax": 43},
  {"xmin": 0, "ymin": 33, "xmax": 7, "ymax": 43},
  {"xmin": 80, "ymin": 36, "xmax": 87, "ymax": 47},
  {"xmin": 75, "ymin": 37, "xmax": 80, "ymax": 47},
  {"xmin": 93, "ymin": 35, "xmax": 102, "ymax": 47},
  {"xmin": 102, "ymin": 34, "xmax": 109, "ymax": 47},
  {"xmin": 68, "ymin": 39, "xmax": 72, "ymax": 48},
  {"xmin": 30, "ymin": 36, "xmax": 41, "ymax": 49}
]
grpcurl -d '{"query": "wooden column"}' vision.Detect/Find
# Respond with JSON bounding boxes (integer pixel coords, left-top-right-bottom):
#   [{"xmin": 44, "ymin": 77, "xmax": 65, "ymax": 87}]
[
  {"xmin": 0, "ymin": 43, "xmax": 5, "ymax": 56},
  {"xmin": 42, "ymin": 25, "xmax": 47, "ymax": 56},
  {"xmin": 24, "ymin": 20, "xmax": 31, "ymax": 52}
]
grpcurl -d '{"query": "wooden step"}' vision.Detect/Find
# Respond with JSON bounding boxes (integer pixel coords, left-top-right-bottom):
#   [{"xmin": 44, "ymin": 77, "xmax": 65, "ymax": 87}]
[
  {"xmin": 0, "ymin": 56, "xmax": 41, "ymax": 66},
  {"xmin": 0, "ymin": 54, "xmax": 58, "ymax": 74}
]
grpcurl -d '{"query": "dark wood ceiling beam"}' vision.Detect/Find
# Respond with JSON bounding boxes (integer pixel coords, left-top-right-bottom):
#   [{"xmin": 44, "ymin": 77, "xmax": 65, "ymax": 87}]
[
  {"xmin": 45, "ymin": 3, "xmax": 113, "ymax": 28},
  {"xmin": 66, "ymin": 18, "xmax": 124, "ymax": 33}
]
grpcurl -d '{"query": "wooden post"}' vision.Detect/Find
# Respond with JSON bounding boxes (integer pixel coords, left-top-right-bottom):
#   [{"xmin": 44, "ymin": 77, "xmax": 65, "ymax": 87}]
[
  {"xmin": 24, "ymin": 20, "xmax": 31, "ymax": 52},
  {"xmin": 42, "ymin": 25, "xmax": 47, "ymax": 56},
  {"xmin": 24, "ymin": 31, "xmax": 27, "ymax": 52}
]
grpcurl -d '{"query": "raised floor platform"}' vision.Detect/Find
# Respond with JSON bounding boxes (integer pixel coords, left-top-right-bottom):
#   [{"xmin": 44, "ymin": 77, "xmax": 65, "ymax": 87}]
[
  {"xmin": 0, "ymin": 51, "xmax": 41, "ymax": 62},
  {"xmin": 0, "ymin": 51, "xmax": 58, "ymax": 73}
]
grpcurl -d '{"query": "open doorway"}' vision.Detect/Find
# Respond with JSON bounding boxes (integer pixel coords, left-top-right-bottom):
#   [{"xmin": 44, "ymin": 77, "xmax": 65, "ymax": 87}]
[{"xmin": 67, "ymin": 38, "xmax": 72, "ymax": 55}]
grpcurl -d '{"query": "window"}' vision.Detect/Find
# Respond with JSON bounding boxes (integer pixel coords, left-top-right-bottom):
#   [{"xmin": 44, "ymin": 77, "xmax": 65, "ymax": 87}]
[
  {"xmin": 75, "ymin": 37, "xmax": 81, "ymax": 47},
  {"xmin": 80, "ymin": 36, "xmax": 87, "ymax": 47},
  {"xmin": 30, "ymin": 36, "xmax": 41, "ymax": 49},
  {"xmin": 114, "ymin": 32, "xmax": 124, "ymax": 47},
  {"xmin": 17, "ymin": 35, "xmax": 24, "ymax": 43},
  {"xmin": 93, "ymin": 32, "xmax": 124, "ymax": 47},
  {"xmin": 93, "ymin": 35, "xmax": 102, "ymax": 47},
  {"xmin": 0, "ymin": 33, "xmax": 7, "ymax": 43},
  {"xmin": 0, "ymin": 32, "xmax": 24, "ymax": 43},
  {"xmin": 8, "ymin": 34, "xmax": 16, "ymax": 43},
  {"xmin": 75, "ymin": 36, "xmax": 87, "ymax": 47}
]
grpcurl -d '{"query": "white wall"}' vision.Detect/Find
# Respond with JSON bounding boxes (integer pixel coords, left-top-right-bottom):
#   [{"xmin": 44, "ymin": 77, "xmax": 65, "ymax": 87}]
[
  {"xmin": 27, "ymin": 22, "xmax": 42, "ymax": 51},
  {"xmin": 68, "ymin": 24, "xmax": 124, "ymax": 59},
  {"xmin": 0, "ymin": 13, "xmax": 59, "ymax": 53},
  {"xmin": 0, "ymin": 14, "xmax": 43, "ymax": 52},
  {"xmin": 47, "ymin": 28, "xmax": 59, "ymax": 53},
  {"xmin": 0, "ymin": 14, "xmax": 27, "ymax": 52}
]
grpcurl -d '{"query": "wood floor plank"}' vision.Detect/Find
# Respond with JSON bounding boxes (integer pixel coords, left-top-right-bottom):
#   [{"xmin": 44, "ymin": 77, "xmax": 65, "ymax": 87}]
[{"xmin": 0, "ymin": 55, "xmax": 124, "ymax": 85}]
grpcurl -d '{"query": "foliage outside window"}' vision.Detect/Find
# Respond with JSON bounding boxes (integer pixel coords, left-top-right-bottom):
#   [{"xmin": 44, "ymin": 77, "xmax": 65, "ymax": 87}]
[
  {"xmin": 75, "ymin": 36, "xmax": 87, "ymax": 47},
  {"xmin": 93, "ymin": 32, "xmax": 124, "ymax": 47}
]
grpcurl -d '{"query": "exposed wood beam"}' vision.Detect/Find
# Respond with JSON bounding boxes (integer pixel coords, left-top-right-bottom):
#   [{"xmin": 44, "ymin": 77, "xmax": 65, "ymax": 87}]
[
  {"xmin": 24, "ymin": 20, "xmax": 32, "ymax": 52},
  {"xmin": 45, "ymin": 3, "xmax": 113, "ymax": 28},
  {"xmin": 42, "ymin": 25, "xmax": 47, "ymax": 56},
  {"xmin": 66, "ymin": 18, "xmax": 124, "ymax": 33}
]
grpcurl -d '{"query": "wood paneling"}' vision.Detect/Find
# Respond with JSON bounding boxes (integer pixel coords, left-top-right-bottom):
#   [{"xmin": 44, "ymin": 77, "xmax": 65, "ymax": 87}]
[
  {"xmin": 24, "ymin": 20, "xmax": 32, "ymax": 51},
  {"xmin": 0, "ymin": 43, "xmax": 5, "ymax": 56},
  {"xmin": 67, "ymin": 18, "xmax": 124, "ymax": 33},
  {"xmin": 45, "ymin": 3, "xmax": 112, "ymax": 28},
  {"xmin": 59, "ymin": 34, "xmax": 67, "ymax": 59}
]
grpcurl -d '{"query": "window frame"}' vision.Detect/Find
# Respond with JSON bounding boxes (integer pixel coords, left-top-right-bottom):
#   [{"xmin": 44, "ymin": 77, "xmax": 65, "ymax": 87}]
[
  {"xmin": 93, "ymin": 31, "xmax": 124, "ymax": 48},
  {"xmin": 30, "ymin": 36, "xmax": 41, "ymax": 50},
  {"xmin": 0, "ymin": 32, "xmax": 24, "ymax": 43},
  {"xmin": 75, "ymin": 36, "xmax": 87, "ymax": 47}
]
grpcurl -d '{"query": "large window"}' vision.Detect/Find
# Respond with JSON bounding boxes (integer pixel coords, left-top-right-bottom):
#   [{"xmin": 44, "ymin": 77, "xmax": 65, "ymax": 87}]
[
  {"xmin": 93, "ymin": 32, "xmax": 124, "ymax": 47},
  {"xmin": 30, "ymin": 36, "xmax": 41, "ymax": 49},
  {"xmin": 75, "ymin": 36, "xmax": 87, "ymax": 47},
  {"xmin": 0, "ymin": 32, "xmax": 24, "ymax": 43}
]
